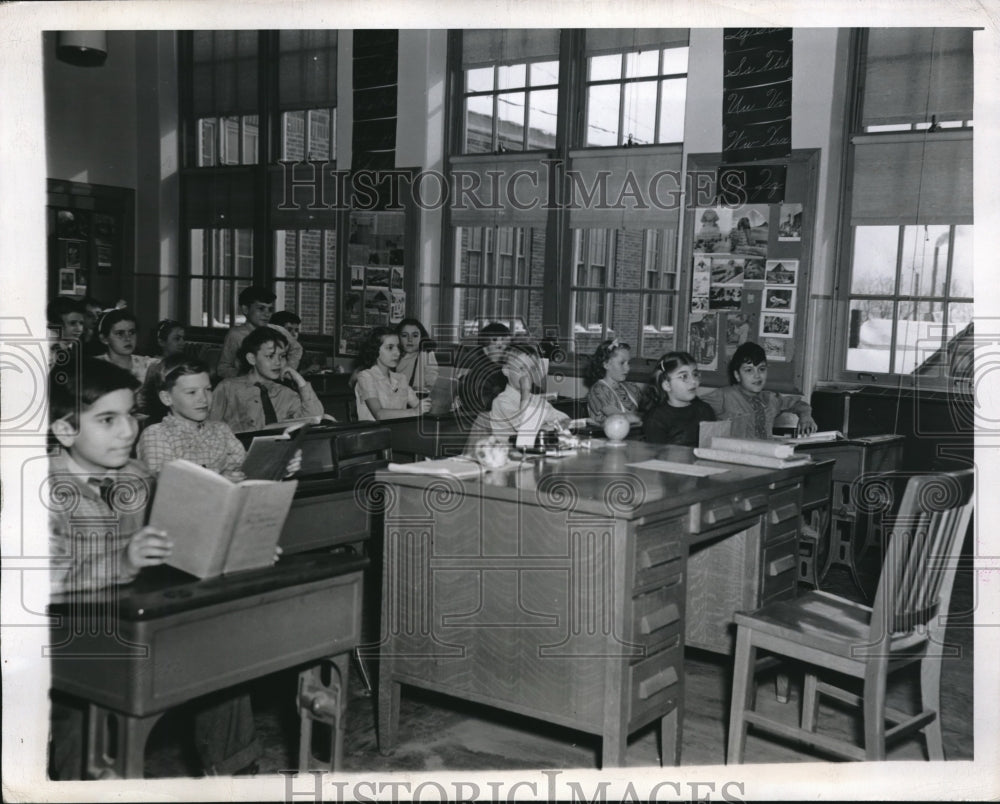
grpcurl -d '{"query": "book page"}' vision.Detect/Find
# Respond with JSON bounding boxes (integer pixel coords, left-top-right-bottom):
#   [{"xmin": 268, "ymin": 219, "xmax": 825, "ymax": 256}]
[
  {"xmin": 221, "ymin": 479, "xmax": 298, "ymax": 573},
  {"xmin": 710, "ymin": 436, "xmax": 797, "ymax": 459},
  {"xmin": 148, "ymin": 459, "xmax": 241, "ymax": 578}
]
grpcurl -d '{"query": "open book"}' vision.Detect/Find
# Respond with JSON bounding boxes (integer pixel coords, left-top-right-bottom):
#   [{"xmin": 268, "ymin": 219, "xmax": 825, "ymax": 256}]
[
  {"xmin": 241, "ymin": 421, "xmax": 311, "ymax": 480},
  {"xmin": 253, "ymin": 413, "xmax": 338, "ymax": 432},
  {"xmin": 148, "ymin": 459, "xmax": 298, "ymax": 579}
]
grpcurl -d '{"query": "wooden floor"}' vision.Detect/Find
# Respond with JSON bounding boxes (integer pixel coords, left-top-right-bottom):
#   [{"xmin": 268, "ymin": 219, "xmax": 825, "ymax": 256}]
[{"xmin": 140, "ymin": 550, "xmax": 974, "ymax": 776}]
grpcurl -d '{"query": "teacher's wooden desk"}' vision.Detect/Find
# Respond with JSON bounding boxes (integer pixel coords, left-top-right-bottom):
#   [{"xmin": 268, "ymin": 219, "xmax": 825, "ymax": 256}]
[
  {"xmin": 48, "ymin": 550, "xmax": 367, "ymax": 778},
  {"xmin": 376, "ymin": 443, "xmax": 831, "ymax": 767}
]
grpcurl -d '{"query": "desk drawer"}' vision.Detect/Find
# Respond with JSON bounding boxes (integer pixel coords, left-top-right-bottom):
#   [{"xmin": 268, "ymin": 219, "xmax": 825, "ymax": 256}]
[
  {"xmin": 628, "ymin": 636, "xmax": 682, "ymax": 728},
  {"xmin": 634, "ymin": 517, "xmax": 685, "ymax": 587},
  {"xmin": 692, "ymin": 491, "xmax": 768, "ymax": 533},
  {"xmin": 762, "ymin": 535, "xmax": 797, "ymax": 601},
  {"xmin": 629, "ymin": 578, "xmax": 684, "ymax": 656},
  {"xmin": 767, "ymin": 483, "xmax": 802, "ymax": 526}
]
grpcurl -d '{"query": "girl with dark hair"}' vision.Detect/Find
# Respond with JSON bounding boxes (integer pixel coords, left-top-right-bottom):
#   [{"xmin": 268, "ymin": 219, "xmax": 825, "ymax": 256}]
[
  {"xmin": 584, "ymin": 339, "xmax": 645, "ymax": 426},
  {"xmin": 643, "ymin": 351, "xmax": 716, "ymax": 447},
  {"xmin": 395, "ymin": 317, "xmax": 439, "ymax": 395},
  {"xmin": 137, "ymin": 320, "xmax": 187, "ymax": 414},
  {"xmin": 354, "ymin": 326, "xmax": 431, "ymax": 421},
  {"xmin": 95, "ymin": 308, "xmax": 157, "ymax": 383}
]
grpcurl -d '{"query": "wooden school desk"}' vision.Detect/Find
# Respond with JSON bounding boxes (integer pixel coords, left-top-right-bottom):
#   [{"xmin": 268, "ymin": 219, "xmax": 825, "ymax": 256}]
[
  {"xmin": 375, "ymin": 442, "xmax": 830, "ymax": 767},
  {"xmin": 48, "ymin": 550, "xmax": 367, "ymax": 778}
]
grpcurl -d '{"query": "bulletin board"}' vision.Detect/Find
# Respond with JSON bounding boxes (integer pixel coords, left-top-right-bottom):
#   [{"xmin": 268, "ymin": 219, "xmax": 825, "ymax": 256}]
[{"xmin": 681, "ymin": 149, "xmax": 819, "ymax": 393}]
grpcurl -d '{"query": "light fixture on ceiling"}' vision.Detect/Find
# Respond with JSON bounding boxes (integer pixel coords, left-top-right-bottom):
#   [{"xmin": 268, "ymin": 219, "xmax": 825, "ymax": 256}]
[{"xmin": 56, "ymin": 31, "xmax": 108, "ymax": 67}]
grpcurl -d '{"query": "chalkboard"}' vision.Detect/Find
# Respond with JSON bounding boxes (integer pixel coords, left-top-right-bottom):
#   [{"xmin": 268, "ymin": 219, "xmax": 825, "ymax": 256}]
[{"xmin": 680, "ymin": 149, "xmax": 818, "ymax": 394}]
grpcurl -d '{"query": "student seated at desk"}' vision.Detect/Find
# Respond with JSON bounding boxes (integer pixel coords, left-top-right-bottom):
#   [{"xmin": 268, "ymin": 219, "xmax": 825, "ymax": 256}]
[
  {"xmin": 47, "ymin": 359, "xmax": 262, "ymax": 779},
  {"xmin": 456, "ymin": 321, "xmax": 512, "ymax": 419},
  {"xmin": 643, "ymin": 351, "xmax": 716, "ymax": 447},
  {"xmin": 137, "ymin": 319, "xmax": 187, "ymax": 416},
  {"xmin": 489, "ymin": 342, "xmax": 570, "ymax": 437},
  {"xmin": 584, "ymin": 338, "xmax": 647, "ymax": 427},
  {"xmin": 354, "ymin": 326, "xmax": 431, "ymax": 421},
  {"xmin": 395, "ymin": 317, "xmax": 439, "ymax": 396},
  {"xmin": 94, "ymin": 308, "xmax": 158, "ymax": 384},
  {"xmin": 701, "ymin": 341, "xmax": 817, "ymax": 439},
  {"xmin": 216, "ymin": 286, "xmax": 303, "ymax": 379},
  {"xmin": 46, "ymin": 296, "xmax": 86, "ymax": 368},
  {"xmin": 210, "ymin": 326, "xmax": 325, "ymax": 433}
]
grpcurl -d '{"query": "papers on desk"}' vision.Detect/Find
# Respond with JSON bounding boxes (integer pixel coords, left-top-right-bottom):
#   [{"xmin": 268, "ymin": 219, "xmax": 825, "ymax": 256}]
[
  {"xmin": 780, "ymin": 430, "xmax": 844, "ymax": 445},
  {"xmin": 626, "ymin": 459, "xmax": 729, "ymax": 477},
  {"xmin": 387, "ymin": 458, "xmax": 484, "ymax": 478}
]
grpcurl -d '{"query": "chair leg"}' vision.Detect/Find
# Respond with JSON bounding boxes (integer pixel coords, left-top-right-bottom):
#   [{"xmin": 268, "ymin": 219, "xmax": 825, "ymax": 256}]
[
  {"xmin": 801, "ymin": 672, "xmax": 819, "ymax": 732},
  {"xmin": 862, "ymin": 661, "xmax": 888, "ymax": 761},
  {"xmin": 727, "ymin": 625, "xmax": 756, "ymax": 764},
  {"xmin": 920, "ymin": 655, "xmax": 945, "ymax": 761}
]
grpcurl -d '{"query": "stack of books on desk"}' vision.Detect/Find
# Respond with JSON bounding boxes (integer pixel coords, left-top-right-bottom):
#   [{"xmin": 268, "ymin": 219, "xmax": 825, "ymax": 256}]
[{"xmin": 694, "ymin": 436, "xmax": 813, "ymax": 469}]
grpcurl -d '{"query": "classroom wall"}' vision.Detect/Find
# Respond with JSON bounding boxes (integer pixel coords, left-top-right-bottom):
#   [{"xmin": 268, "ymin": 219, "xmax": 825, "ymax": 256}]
[{"xmin": 44, "ymin": 27, "xmax": 848, "ymax": 385}]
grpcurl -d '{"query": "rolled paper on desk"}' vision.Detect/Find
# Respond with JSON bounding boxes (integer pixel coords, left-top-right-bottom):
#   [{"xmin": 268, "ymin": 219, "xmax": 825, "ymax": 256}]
[
  {"xmin": 709, "ymin": 436, "xmax": 797, "ymax": 460},
  {"xmin": 693, "ymin": 447, "xmax": 812, "ymax": 469}
]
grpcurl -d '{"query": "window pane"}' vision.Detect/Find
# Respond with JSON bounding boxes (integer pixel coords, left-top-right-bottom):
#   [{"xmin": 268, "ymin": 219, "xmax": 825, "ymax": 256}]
[
  {"xmin": 465, "ymin": 94, "xmax": 494, "ymax": 153},
  {"xmin": 625, "ymin": 49, "xmax": 659, "ymax": 79},
  {"xmin": 526, "ymin": 89, "xmax": 558, "ymax": 149},
  {"xmin": 497, "ymin": 63, "xmax": 526, "ymax": 90},
  {"xmin": 587, "ymin": 84, "xmax": 620, "ymax": 146},
  {"xmin": 589, "ymin": 53, "xmax": 621, "ymax": 81},
  {"xmin": 658, "ymin": 78, "xmax": 686, "ymax": 142},
  {"xmin": 242, "ymin": 115, "xmax": 259, "ymax": 163},
  {"xmin": 198, "ymin": 119, "xmax": 217, "ymax": 166},
  {"xmin": 846, "ymin": 298, "xmax": 892, "ymax": 373},
  {"xmin": 643, "ymin": 293, "xmax": 676, "ymax": 352},
  {"xmin": 466, "ymin": 66, "xmax": 494, "ymax": 93},
  {"xmin": 282, "ymin": 110, "xmax": 306, "ymax": 160},
  {"xmin": 899, "ymin": 224, "xmax": 950, "ymax": 297},
  {"xmin": 850, "ymin": 226, "xmax": 899, "ymax": 295},
  {"xmin": 529, "ymin": 60, "xmax": 559, "ymax": 87},
  {"xmin": 497, "ymin": 91, "xmax": 526, "ymax": 151},
  {"xmin": 661, "ymin": 46, "xmax": 689, "ymax": 75},
  {"xmin": 574, "ymin": 290, "xmax": 606, "ymax": 332},
  {"xmin": 949, "ymin": 225, "xmax": 973, "ymax": 297},
  {"xmin": 949, "ymin": 301, "xmax": 973, "ymax": 326},
  {"xmin": 622, "ymin": 79, "xmax": 657, "ymax": 145},
  {"xmin": 894, "ymin": 301, "xmax": 945, "ymax": 374},
  {"xmin": 324, "ymin": 230, "xmax": 337, "ymax": 279}
]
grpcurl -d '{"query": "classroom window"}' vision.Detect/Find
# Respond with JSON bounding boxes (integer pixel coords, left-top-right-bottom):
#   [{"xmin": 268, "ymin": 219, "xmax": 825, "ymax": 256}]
[
  {"xmin": 571, "ymin": 228, "xmax": 678, "ymax": 356},
  {"xmin": 446, "ymin": 30, "xmax": 687, "ymax": 361},
  {"xmin": 188, "ymin": 228, "xmax": 254, "ymax": 328},
  {"xmin": 181, "ymin": 30, "xmax": 340, "ymax": 337},
  {"xmin": 837, "ymin": 28, "xmax": 973, "ymax": 386},
  {"xmin": 453, "ymin": 225, "xmax": 544, "ymax": 337}
]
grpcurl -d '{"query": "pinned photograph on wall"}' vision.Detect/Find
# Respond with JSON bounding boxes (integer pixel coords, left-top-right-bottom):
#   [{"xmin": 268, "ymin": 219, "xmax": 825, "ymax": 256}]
[
  {"xmin": 763, "ymin": 286, "xmax": 796, "ymax": 311},
  {"xmin": 692, "ymin": 205, "xmax": 769, "ymax": 255},
  {"xmin": 710, "ymin": 256, "xmax": 744, "ymax": 286},
  {"xmin": 692, "ymin": 254, "xmax": 711, "ymax": 296},
  {"xmin": 58, "ymin": 268, "xmax": 75, "ymax": 293},
  {"xmin": 726, "ymin": 313, "xmax": 751, "ymax": 347},
  {"xmin": 744, "ymin": 258, "xmax": 765, "ymax": 281},
  {"xmin": 764, "ymin": 259, "xmax": 798, "ymax": 285},
  {"xmin": 691, "ymin": 296, "xmax": 709, "ymax": 313},
  {"xmin": 778, "ymin": 203, "xmax": 803, "ymax": 241},
  {"xmin": 762, "ymin": 337, "xmax": 790, "ymax": 361},
  {"xmin": 350, "ymin": 265, "xmax": 365, "ymax": 289},
  {"xmin": 688, "ymin": 313, "xmax": 718, "ymax": 371},
  {"xmin": 760, "ymin": 312, "xmax": 794, "ymax": 338},
  {"xmin": 364, "ymin": 288, "xmax": 393, "ymax": 324},
  {"xmin": 709, "ymin": 286, "xmax": 742, "ymax": 310}
]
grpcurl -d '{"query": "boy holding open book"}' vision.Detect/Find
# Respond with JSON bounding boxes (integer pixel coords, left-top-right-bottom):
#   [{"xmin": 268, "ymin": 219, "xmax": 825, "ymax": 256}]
[{"xmin": 47, "ymin": 359, "xmax": 262, "ymax": 778}]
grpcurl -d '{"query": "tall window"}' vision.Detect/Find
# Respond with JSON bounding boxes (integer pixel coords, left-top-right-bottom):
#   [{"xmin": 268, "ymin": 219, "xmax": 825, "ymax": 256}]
[
  {"xmin": 838, "ymin": 29, "xmax": 973, "ymax": 384},
  {"xmin": 583, "ymin": 34, "xmax": 689, "ymax": 147},
  {"xmin": 181, "ymin": 31, "xmax": 340, "ymax": 336},
  {"xmin": 447, "ymin": 29, "xmax": 687, "ymax": 359}
]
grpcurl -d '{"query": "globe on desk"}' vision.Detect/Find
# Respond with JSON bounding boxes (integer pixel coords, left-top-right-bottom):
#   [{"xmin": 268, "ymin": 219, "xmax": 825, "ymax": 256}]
[{"xmin": 602, "ymin": 413, "xmax": 630, "ymax": 445}]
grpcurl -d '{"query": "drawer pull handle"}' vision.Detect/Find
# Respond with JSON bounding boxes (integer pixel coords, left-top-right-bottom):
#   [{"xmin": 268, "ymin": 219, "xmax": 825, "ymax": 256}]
[
  {"xmin": 742, "ymin": 494, "xmax": 767, "ymax": 511},
  {"xmin": 640, "ymin": 603, "xmax": 680, "ymax": 635},
  {"xmin": 639, "ymin": 666, "xmax": 679, "ymax": 700},
  {"xmin": 705, "ymin": 504, "xmax": 734, "ymax": 525},
  {"xmin": 769, "ymin": 504, "xmax": 799, "ymax": 524},
  {"xmin": 768, "ymin": 555, "xmax": 796, "ymax": 576},
  {"xmin": 638, "ymin": 543, "xmax": 679, "ymax": 569}
]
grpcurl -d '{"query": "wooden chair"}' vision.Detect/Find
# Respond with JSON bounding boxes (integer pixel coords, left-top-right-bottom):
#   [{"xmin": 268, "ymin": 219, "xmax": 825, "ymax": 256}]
[{"xmin": 727, "ymin": 468, "xmax": 974, "ymax": 762}]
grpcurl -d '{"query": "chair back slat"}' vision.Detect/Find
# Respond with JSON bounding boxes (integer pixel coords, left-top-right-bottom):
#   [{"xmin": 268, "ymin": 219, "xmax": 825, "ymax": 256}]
[{"xmin": 870, "ymin": 470, "xmax": 974, "ymax": 639}]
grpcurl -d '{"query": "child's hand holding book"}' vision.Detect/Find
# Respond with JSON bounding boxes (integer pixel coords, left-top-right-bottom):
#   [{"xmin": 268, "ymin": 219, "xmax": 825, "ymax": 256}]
[{"xmin": 125, "ymin": 526, "xmax": 173, "ymax": 571}]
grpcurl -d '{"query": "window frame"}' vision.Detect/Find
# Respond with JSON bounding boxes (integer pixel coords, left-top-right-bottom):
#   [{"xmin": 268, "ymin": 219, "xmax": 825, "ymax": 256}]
[
  {"xmin": 831, "ymin": 28, "xmax": 974, "ymax": 390},
  {"xmin": 178, "ymin": 30, "xmax": 344, "ymax": 346}
]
